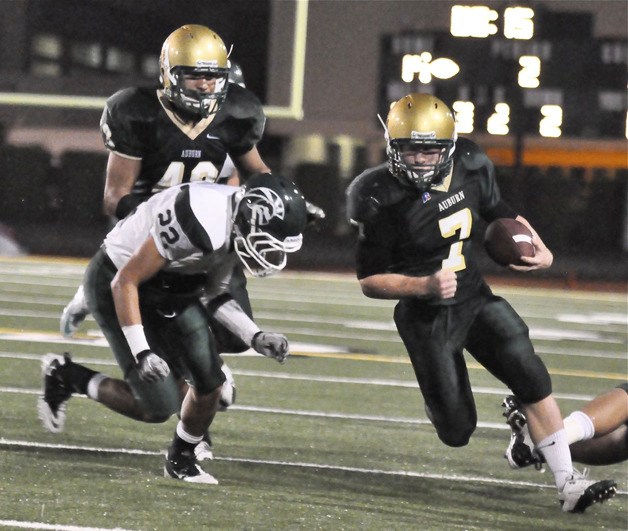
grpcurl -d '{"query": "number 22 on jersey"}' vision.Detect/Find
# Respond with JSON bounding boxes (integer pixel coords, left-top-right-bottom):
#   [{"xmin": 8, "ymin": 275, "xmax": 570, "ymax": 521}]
[{"xmin": 438, "ymin": 208, "xmax": 472, "ymax": 272}]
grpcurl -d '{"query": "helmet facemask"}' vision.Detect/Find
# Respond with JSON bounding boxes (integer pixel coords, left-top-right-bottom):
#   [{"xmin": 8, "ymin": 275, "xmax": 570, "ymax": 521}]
[
  {"xmin": 387, "ymin": 138, "xmax": 455, "ymax": 191},
  {"xmin": 163, "ymin": 66, "xmax": 229, "ymax": 119}
]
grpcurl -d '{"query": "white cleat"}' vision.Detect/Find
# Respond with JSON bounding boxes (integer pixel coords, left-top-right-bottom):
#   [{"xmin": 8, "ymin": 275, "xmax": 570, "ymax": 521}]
[
  {"xmin": 164, "ymin": 450, "xmax": 218, "ymax": 484},
  {"xmin": 60, "ymin": 285, "xmax": 90, "ymax": 338},
  {"xmin": 559, "ymin": 469, "xmax": 617, "ymax": 513},
  {"xmin": 218, "ymin": 362, "xmax": 236, "ymax": 411}
]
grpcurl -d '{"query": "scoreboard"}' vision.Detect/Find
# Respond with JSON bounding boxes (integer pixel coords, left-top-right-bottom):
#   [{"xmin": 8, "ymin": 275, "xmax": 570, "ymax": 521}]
[{"xmin": 378, "ymin": 5, "xmax": 627, "ymax": 139}]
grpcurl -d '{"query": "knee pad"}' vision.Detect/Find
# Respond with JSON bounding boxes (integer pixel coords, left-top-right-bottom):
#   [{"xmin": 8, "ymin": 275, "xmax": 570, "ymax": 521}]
[{"xmin": 436, "ymin": 424, "xmax": 475, "ymax": 448}]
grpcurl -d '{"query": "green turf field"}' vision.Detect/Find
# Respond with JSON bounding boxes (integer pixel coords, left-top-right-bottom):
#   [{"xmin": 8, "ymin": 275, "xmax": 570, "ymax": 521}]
[{"xmin": 0, "ymin": 256, "xmax": 626, "ymax": 531}]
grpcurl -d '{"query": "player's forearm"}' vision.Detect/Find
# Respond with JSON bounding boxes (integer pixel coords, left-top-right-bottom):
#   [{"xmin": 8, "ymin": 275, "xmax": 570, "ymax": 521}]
[
  {"xmin": 211, "ymin": 297, "xmax": 261, "ymax": 346},
  {"xmin": 359, "ymin": 273, "xmax": 432, "ymax": 299},
  {"xmin": 110, "ymin": 275, "xmax": 142, "ymax": 327}
]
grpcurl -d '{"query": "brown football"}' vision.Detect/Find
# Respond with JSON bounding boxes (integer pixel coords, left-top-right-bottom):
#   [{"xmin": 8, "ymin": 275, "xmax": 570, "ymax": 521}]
[{"xmin": 484, "ymin": 218, "xmax": 535, "ymax": 266}]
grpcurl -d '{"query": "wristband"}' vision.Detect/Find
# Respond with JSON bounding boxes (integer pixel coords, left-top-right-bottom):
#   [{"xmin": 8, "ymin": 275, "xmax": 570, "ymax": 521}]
[{"xmin": 122, "ymin": 324, "xmax": 151, "ymax": 359}]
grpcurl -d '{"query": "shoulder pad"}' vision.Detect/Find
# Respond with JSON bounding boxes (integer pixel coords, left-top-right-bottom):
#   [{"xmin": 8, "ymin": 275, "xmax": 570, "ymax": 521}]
[
  {"xmin": 105, "ymin": 86, "xmax": 160, "ymax": 122},
  {"xmin": 454, "ymin": 137, "xmax": 491, "ymax": 171},
  {"xmin": 346, "ymin": 165, "xmax": 408, "ymax": 225},
  {"xmin": 222, "ymin": 84, "xmax": 265, "ymax": 120}
]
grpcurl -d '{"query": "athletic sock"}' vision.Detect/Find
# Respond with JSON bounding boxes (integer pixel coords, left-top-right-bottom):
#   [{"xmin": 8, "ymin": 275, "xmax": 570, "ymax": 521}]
[
  {"xmin": 60, "ymin": 359, "xmax": 99, "ymax": 395},
  {"xmin": 563, "ymin": 411, "xmax": 595, "ymax": 445},
  {"xmin": 86, "ymin": 373, "xmax": 108, "ymax": 400},
  {"xmin": 536, "ymin": 429, "xmax": 573, "ymax": 491},
  {"xmin": 169, "ymin": 420, "xmax": 203, "ymax": 457}
]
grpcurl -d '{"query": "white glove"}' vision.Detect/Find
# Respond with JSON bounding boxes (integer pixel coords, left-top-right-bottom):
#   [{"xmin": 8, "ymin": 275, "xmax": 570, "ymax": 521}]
[
  {"xmin": 136, "ymin": 350, "xmax": 170, "ymax": 382},
  {"xmin": 251, "ymin": 331, "xmax": 289, "ymax": 364}
]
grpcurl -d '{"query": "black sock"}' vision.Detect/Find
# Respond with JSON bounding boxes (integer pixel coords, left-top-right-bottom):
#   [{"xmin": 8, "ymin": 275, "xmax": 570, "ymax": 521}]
[
  {"xmin": 169, "ymin": 433, "xmax": 197, "ymax": 458},
  {"xmin": 60, "ymin": 357, "xmax": 98, "ymax": 395}
]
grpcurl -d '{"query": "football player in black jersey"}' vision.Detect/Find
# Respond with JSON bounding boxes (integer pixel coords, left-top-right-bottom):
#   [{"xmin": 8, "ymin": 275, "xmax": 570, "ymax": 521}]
[
  {"xmin": 346, "ymin": 93, "xmax": 616, "ymax": 513},
  {"xmin": 57, "ymin": 24, "xmax": 283, "ymax": 460}
]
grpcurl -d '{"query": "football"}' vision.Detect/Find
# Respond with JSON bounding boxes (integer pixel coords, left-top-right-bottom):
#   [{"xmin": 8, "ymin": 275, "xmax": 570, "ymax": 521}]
[{"xmin": 484, "ymin": 218, "xmax": 535, "ymax": 266}]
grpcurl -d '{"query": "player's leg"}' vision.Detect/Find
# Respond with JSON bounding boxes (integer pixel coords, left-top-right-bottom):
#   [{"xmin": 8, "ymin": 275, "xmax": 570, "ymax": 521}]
[
  {"xmin": 503, "ymin": 383, "xmax": 628, "ymax": 467},
  {"xmin": 393, "ymin": 300, "xmax": 477, "ymax": 447},
  {"xmin": 60, "ymin": 284, "xmax": 90, "ymax": 337},
  {"xmin": 567, "ymin": 384, "xmax": 628, "ymax": 465},
  {"xmin": 467, "ymin": 295, "xmax": 616, "ymax": 513},
  {"xmin": 163, "ymin": 302, "xmax": 225, "ymax": 484},
  {"xmin": 39, "ymin": 250, "xmax": 180, "ymax": 431}
]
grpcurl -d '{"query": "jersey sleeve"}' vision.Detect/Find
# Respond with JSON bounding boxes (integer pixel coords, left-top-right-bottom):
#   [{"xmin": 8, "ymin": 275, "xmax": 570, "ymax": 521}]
[
  {"xmin": 100, "ymin": 87, "xmax": 155, "ymax": 159},
  {"xmin": 220, "ymin": 85, "xmax": 266, "ymax": 157},
  {"xmin": 149, "ymin": 185, "xmax": 215, "ymax": 262},
  {"xmin": 457, "ymin": 138, "xmax": 517, "ymax": 222},
  {"xmin": 354, "ymin": 208, "xmax": 397, "ymax": 279}
]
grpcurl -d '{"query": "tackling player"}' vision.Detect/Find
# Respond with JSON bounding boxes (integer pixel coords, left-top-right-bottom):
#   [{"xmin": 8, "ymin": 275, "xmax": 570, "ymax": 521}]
[
  {"xmin": 39, "ymin": 174, "xmax": 307, "ymax": 483},
  {"xmin": 58, "ymin": 25, "xmax": 293, "ymax": 459},
  {"xmin": 345, "ymin": 93, "xmax": 617, "ymax": 513},
  {"xmin": 504, "ymin": 384, "xmax": 628, "ymax": 468}
]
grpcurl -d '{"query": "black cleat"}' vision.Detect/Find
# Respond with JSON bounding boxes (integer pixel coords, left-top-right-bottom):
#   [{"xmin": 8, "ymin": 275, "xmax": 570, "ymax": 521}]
[
  {"xmin": 37, "ymin": 353, "xmax": 73, "ymax": 433},
  {"xmin": 502, "ymin": 395, "xmax": 544, "ymax": 470},
  {"xmin": 164, "ymin": 449, "xmax": 218, "ymax": 484}
]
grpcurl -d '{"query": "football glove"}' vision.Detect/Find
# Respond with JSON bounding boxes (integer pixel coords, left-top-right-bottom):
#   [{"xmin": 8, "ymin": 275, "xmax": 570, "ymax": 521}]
[
  {"xmin": 136, "ymin": 350, "xmax": 170, "ymax": 382},
  {"xmin": 305, "ymin": 200, "xmax": 326, "ymax": 226},
  {"xmin": 251, "ymin": 331, "xmax": 289, "ymax": 364}
]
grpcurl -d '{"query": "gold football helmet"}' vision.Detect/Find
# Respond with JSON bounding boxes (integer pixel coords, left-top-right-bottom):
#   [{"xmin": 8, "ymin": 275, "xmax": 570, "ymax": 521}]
[
  {"xmin": 159, "ymin": 24, "xmax": 230, "ymax": 118},
  {"xmin": 385, "ymin": 93, "xmax": 457, "ymax": 190}
]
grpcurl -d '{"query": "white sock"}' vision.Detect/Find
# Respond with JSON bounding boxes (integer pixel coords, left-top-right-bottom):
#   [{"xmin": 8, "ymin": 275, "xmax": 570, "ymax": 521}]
[
  {"xmin": 86, "ymin": 373, "xmax": 107, "ymax": 400},
  {"xmin": 176, "ymin": 420, "xmax": 203, "ymax": 445},
  {"xmin": 563, "ymin": 411, "xmax": 595, "ymax": 444},
  {"xmin": 536, "ymin": 429, "xmax": 573, "ymax": 491}
]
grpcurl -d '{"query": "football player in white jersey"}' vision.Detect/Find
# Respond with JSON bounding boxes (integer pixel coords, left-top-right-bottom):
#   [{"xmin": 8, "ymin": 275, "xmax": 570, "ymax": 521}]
[
  {"xmin": 58, "ymin": 24, "xmax": 322, "ymax": 459},
  {"xmin": 39, "ymin": 174, "xmax": 307, "ymax": 484}
]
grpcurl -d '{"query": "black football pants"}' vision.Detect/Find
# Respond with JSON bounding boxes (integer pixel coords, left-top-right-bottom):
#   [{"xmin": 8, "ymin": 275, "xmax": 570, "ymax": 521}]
[{"xmin": 394, "ymin": 291, "xmax": 552, "ymax": 447}]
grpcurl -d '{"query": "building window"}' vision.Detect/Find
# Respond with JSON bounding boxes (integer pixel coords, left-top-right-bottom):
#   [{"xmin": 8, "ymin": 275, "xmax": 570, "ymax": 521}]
[
  {"xmin": 32, "ymin": 34, "xmax": 62, "ymax": 59},
  {"xmin": 71, "ymin": 42, "xmax": 102, "ymax": 68},
  {"xmin": 106, "ymin": 47, "xmax": 134, "ymax": 73}
]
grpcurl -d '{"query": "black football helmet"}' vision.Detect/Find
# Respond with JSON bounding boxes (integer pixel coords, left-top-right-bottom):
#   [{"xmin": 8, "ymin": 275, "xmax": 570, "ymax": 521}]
[
  {"xmin": 159, "ymin": 25, "xmax": 230, "ymax": 118},
  {"xmin": 233, "ymin": 174, "xmax": 307, "ymax": 277},
  {"xmin": 385, "ymin": 93, "xmax": 457, "ymax": 191},
  {"xmin": 228, "ymin": 61, "xmax": 246, "ymax": 88}
]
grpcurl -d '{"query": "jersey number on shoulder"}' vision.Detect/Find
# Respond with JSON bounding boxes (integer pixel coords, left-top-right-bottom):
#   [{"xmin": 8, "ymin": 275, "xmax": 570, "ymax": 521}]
[
  {"xmin": 158, "ymin": 209, "xmax": 180, "ymax": 249},
  {"xmin": 438, "ymin": 208, "xmax": 472, "ymax": 272},
  {"xmin": 152, "ymin": 161, "xmax": 219, "ymax": 193}
]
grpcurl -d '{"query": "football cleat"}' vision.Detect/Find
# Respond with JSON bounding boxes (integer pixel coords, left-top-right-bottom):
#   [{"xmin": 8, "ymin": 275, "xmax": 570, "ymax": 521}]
[
  {"xmin": 559, "ymin": 469, "xmax": 617, "ymax": 513},
  {"xmin": 38, "ymin": 353, "xmax": 73, "ymax": 433},
  {"xmin": 60, "ymin": 285, "xmax": 90, "ymax": 338},
  {"xmin": 218, "ymin": 362, "xmax": 236, "ymax": 411},
  {"xmin": 164, "ymin": 449, "xmax": 218, "ymax": 484},
  {"xmin": 194, "ymin": 431, "xmax": 214, "ymax": 461},
  {"xmin": 502, "ymin": 395, "xmax": 544, "ymax": 470}
]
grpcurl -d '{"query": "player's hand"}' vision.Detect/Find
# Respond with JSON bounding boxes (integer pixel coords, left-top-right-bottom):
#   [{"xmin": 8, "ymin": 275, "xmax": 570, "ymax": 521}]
[
  {"xmin": 136, "ymin": 350, "xmax": 170, "ymax": 382},
  {"xmin": 510, "ymin": 223, "xmax": 553, "ymax": 272},
  {"xmin": 427, "ymin": 269, "xmax": 457, "ymax": 299},
  {"xmin": 305, "ymin": 200, "xmax": 326, "ymax": 227},
  {"xmin": 252, "ymin": 331, "xmax": 289, "ymax": 363}
]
